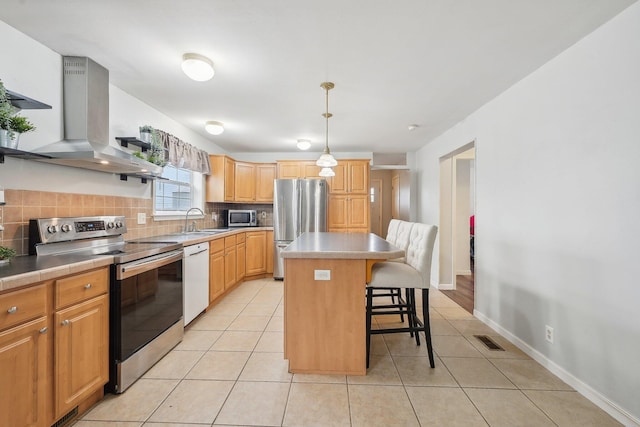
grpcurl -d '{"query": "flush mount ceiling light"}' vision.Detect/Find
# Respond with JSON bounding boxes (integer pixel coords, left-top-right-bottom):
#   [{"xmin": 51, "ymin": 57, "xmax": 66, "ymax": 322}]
[
  {"xmin": 319, "ymin": 167, "xmax": 335, "ymax": 177},
  {"xmin": 205, "ymin": 120, "xmax": 224, "ymax": 135},
  {"xmin": 181, "ymin": 53, "xmax": 215, "ymax": 81},
  {"xmin": 408, "ymin": 124, "xmax": 419, "ymax": 131},
  {"xmin": 296, "ymin": 139, "xmax": 311, "ymax": 150},
  {"xmin": 316, "ymin": 82, "xmax": 338, "ymax": 168}
]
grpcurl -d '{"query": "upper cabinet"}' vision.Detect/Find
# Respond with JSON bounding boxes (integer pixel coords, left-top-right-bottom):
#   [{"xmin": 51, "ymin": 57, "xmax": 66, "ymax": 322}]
[
  {"xmin": 329, "ymin": 160, "xmax": 370, "ymax": 194},
  {"xmin": 206, "ymin": 155, "xmax": 276, "ymax": 203},
  {"xmin": 276, "ymin": 160, "xmax": 322, "ymax": 179}
]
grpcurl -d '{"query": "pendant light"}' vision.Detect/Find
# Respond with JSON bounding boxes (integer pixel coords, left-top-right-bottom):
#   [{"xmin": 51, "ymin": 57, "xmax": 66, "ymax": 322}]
[
  {"xmin": 319, "ymin": 167, "xmax": 335, "ymax": 177},
  {"xmin": 316, "ymin": 82, "xmax": 338, "ymax": 168}
]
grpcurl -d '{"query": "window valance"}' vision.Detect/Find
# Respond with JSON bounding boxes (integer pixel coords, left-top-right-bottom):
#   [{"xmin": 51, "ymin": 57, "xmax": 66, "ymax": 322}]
[{"xmin": 156, "ymin": 129, "xmax": 211, "ymax": 175}]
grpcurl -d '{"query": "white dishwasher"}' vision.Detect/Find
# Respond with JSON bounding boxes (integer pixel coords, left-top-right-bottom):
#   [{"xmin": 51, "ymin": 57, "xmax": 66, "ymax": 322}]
[{"xmin": 183, "ymin": 242, "xmax": 209, "ymax": 326}]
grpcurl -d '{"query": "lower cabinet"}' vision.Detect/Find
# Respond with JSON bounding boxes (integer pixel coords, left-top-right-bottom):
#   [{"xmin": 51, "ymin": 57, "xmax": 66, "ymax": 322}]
[
  {"xmin": 54, "ymin": 294, "xmax": 109, "ymax": 418},
  {"xmin": 246, "ymin": 231, "xmax": 267, "ymax": 276},
  {"xmin": 237, "ymin": 233, "xmax": 246, "ymax": 281},
  {"xmin": 266, "ymin": 230, "xmax": 274, "ymax": 274},
  {"xmin": 0, "ymin": 316, "xmax": 49, "ymax": 427},
  {"xmin": 0, "ymin": 266, "xmax": 109, "ymax": 427},
  {"xmin": 209, "ymin": 239, "xmax": 225, "ymax": 303},
  {"xmin": 224, "ymin": 235, "xmax": 237, "ymax": 289}
]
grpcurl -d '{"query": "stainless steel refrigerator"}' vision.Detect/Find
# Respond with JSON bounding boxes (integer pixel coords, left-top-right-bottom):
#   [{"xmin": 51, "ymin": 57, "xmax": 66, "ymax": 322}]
[{"xmin": 273, "ymin": 178, "xmax": 328, "ymax": 279}]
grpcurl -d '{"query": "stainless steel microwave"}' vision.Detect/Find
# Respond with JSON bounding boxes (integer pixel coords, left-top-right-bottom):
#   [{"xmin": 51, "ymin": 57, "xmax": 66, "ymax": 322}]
[{"xmin": 225, "ymin": 209, "xmax": 257, "ymax": 227}]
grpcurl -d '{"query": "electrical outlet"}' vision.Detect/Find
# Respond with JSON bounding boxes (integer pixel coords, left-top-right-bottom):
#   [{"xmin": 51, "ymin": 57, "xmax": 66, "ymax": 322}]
[
  {"xmin": 314, "ymin": 270, "xmax": 331, "ymax": 280},
  {"xmin": 212, "ymin": 212, "xmax": 218, "ymax": 221},
  {"xmin": 262, "ymin": 211, "xmax": 267, "ymax": 219},
  {"xmin": 137, "ymin": 213, "xmax": 146, "ymax": 225},
  {"xmin": 545, "ymin": 325, "xmax": 554, "ymax": 343}
]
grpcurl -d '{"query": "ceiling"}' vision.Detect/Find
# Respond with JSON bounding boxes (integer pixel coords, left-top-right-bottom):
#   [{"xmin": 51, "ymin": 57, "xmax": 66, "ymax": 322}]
[{"xmin": 0, "ymin": 0, "xmax": 634, "ymax": 155}]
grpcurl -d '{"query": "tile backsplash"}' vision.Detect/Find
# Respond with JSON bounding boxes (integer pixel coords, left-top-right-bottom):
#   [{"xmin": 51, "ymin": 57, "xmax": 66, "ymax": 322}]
[{"xmin": 0, "ymin": 190, "xmax": 271, "ymax": 256}]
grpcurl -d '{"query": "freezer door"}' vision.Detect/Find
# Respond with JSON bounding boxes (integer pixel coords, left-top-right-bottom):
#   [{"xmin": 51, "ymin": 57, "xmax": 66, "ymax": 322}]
[
  {"xmin": 273, "ymin": 179, "xmax": 298, "ymax": 241},
  {"xmin": 299, "ymin": 179, "xmax": 328, "ymax": 233},
  {"xmin": 273, "ymin": 241, "xmax": 291, "ymax": 280}
]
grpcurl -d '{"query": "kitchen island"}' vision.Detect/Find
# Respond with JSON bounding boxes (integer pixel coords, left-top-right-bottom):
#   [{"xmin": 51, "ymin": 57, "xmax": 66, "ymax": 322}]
[{"xmin": 282, "ymin": 232, "xmax": 403, "ymax": 375}]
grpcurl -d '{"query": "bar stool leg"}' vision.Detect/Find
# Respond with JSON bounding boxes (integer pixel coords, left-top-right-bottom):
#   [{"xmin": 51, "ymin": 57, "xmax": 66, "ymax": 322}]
[
  {"xmin": 366, "ymin": 287, "xmax": 373, "ymax": 369},
  {"xmin": 422, "ymin": 288, "xmax": 435, "ymax": 368}
]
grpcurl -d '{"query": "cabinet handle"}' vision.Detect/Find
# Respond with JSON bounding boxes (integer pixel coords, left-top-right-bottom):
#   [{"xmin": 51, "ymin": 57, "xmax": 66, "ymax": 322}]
[
  {"xmin": 84, "ymin": 283, "xmax": 92, "ymax": 289},
  {"xmin": 7, "ymin": 306, "xmax": 17, "ymax": 314},
  {"xmin": 61, "ymin": 320, "xmax": 70, "ymax": 326},
  {"xmin": 39, "ymin": 327, "xmax": 48, "ymax": 334}
]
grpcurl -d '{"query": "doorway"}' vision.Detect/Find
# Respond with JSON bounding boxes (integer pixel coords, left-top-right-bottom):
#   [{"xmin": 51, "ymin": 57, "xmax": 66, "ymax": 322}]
[
  {"xmin": 370, "ymin": 179, "xmax": 383, "ymax": 236},
  {"xmin": 439, "ymin": 144, "xmax": 475, "ymax": 313}
]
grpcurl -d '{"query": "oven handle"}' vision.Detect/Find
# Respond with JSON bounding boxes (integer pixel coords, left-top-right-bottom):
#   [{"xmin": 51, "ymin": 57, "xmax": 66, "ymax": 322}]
[{"xmin": 116, "ymin": 249, "xmax": 183, "ymax": 280}]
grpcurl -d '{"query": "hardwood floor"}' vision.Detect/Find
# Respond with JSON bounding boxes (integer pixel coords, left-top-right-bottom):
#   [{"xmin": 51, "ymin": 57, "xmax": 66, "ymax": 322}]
[{"xmin": 441, "ymin": 267, "xmax": 474, "ymax": 314}]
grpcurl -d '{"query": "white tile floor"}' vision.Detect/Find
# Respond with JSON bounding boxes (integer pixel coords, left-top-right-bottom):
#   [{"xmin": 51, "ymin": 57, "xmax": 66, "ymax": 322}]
[{"xmin": 76, "ymin": 277, "xmax": 621, "ymax": 426}]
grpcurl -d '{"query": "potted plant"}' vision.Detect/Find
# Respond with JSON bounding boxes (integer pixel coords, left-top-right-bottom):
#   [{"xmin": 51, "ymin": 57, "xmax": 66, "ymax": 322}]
[
  {"xmin": 0, "ymin": 246, "xmax": 17, "ymax": 265},
  {"xmin": 0, "ymin": 79, "xmax": 36, "ymax": 149},
  {"xmin": 139, "ymin": 125, "xmax": 153, "ymax": 143}
]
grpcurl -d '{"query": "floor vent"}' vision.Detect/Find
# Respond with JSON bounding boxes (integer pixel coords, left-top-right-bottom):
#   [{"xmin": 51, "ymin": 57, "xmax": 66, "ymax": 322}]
[
  {"xmin": 474, "ymin": 335, "xmax": 505, "ymax": 351},
  {"xmin": 52, "ymin": 406, "xmax": 78, "ymax": 427}
]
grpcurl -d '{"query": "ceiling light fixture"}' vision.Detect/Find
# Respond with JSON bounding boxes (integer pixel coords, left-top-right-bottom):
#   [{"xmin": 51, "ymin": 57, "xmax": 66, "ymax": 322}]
[
  {"xmin": 316, "ymin": 82, "xmax": 338, "ymax": 168},
  {"xmin": 408, "ymin": 124, "xmax": 419, "ymax": 131},
  {"xmin": 319, "ymin": 167, "xmax": 335, "ymax": 177},
  {"xmin": 181, "ymin": 53, "xmax": 215, "ymax": 81},
  {"xmin": 296, "ymin": 139, "xmax": 311, "ymax": 150},
  {"xmin": 205, "ymin": 120, "xmax": 225, "ymax": 135}
]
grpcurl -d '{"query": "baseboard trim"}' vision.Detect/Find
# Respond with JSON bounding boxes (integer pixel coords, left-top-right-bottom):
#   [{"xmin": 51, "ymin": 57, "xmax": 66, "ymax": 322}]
[
  {"xmin": 473, "ymin": 309, "xmax": 640, "ymax": 427},
  {"xmin": 456, "ymin": 269, "xmax": 472, "ymax": 275},
  {"xmin": 435, "ymin": 282, "xmax": 454, "ymax": 290}
]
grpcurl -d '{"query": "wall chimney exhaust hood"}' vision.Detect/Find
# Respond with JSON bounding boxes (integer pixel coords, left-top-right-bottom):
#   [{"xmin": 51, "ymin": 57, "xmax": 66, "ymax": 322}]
[{"xmin": 34, "ymin": 56, "xmax": 162, "ymax": 176}]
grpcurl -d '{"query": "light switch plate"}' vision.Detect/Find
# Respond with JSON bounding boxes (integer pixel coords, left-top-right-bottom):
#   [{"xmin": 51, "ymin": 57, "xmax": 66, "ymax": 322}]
[
  {"xmin": 314, "ymin": 270, "xmax": 331, "ymax": 281},
  {"xmin": 137, "ymin": 213, "xmax": 146, "ymax": 225}
]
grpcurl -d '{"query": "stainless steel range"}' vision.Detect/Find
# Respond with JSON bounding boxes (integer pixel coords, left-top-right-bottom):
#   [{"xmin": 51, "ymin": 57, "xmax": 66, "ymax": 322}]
[{"xmin": 29, "ymin": 216, "xmax": 184, "ymax": 394}]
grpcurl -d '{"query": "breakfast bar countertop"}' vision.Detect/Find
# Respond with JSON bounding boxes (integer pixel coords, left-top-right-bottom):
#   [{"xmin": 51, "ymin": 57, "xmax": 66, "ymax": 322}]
[{"xmin": 281, "ymin": 231, "xmax": 403, "ymax": 260}]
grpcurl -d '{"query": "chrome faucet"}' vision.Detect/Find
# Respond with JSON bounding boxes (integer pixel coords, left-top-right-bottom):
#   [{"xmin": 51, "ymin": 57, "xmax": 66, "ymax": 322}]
[{"xmin": 184, "ymin": 207, "xmax": 204, "ymax": 233}]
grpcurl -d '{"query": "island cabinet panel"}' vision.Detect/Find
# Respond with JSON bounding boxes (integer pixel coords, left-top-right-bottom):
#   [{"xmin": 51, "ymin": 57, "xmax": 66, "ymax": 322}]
[
  {"xmin": 234, "ymin": 161, "xmax": 256, "ymax": 202},
  {"xmin": 54, "ymin": 293, "xmax": 109, "ymax": 418},
  {"xmin": 0, "ymin": 316, "xmax": 49, "ymax": 427},
  {"xmin": 284, "ymin": 258, "xmax": 366, "ymax": 375}
]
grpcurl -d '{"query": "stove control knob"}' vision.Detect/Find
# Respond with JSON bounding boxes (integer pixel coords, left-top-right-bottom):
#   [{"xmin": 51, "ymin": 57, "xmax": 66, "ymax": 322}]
[
  {"xmin": 60, "ymin": 224, "xmax": 72, "ymax": 233},
  {"xmin": 107, "ymin": 222, "xmax": 115, "ymax": 229},
  {"xmin": 115, "ymin": 221, "xmax": 124, "ymax": 229},
  {"xmin": 47, "ymin": 225, "xmax": 58, "ymax": 234}
]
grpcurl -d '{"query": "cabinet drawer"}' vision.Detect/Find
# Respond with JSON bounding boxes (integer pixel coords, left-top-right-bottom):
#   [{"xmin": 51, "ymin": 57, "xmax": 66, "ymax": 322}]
[
  {"xmin": 210, "ymin": 238, "xmax": 225, "ymax": 254},
  {"xmin": 55, "ymin": 267, "xmax": 109, "ymax": 310},
  {"xmin": 225, "ymin": 235, "xmax": 237, "ymax": 248},
  {"xmin": 0, "ymin": 284, "xmax": 47, "ymax": 331},
  {"xmin": 236, "ymin": 232, "xmax": 246, "ymax": 244}
]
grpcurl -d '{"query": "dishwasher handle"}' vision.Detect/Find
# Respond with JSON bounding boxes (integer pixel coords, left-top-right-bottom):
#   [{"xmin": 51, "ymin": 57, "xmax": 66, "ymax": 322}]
[{"xmin": 187, "ymin": 248, "xmax": 208, "ymax": 257}]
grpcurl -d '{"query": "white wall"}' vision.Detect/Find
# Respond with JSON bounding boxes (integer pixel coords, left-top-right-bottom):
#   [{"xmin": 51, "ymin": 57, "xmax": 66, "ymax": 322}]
[
  {"xmin": 0, "ymin": 20, "xmax": 224, "ymax": 197},
  {"xmin": 416, "ymin": 3, "xmax": 640, "ymax": 424}
]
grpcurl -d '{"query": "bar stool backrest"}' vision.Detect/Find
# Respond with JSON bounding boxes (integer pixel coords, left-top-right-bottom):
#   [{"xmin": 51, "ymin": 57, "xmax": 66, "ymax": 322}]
[
  {"xmin": 396, "ymin": 220, "xmax": 414, "ymax": 253},
  {"xmin": 385, "ymin": 219, "xmax": 401, "ymax": 246},
  {"xmin": 405, "ymin": 223, "xmax": 438, "ymax": 288}
]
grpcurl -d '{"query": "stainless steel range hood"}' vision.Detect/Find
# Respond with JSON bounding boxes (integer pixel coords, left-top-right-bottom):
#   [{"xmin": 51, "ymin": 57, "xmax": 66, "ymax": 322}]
[{"xmin": 34, "ymin": 56, "xmax": 162, "ymax": 176}]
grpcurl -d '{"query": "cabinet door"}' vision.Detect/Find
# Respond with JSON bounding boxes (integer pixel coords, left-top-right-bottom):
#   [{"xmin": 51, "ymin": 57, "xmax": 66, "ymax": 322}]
[
  {"xmin": 348, "ymin": 161, "xmax": 369, "ymax": 194},
  {"xmin": 0, "ymin": 317, "xmax": 48, "ymax": 427},
  {"xmin": 237, "ymin": 242, "xmax": 246, "ymax": 281},
  {"xmin": 224, "ymin": 157, "xmax": 235, "ymax": 202},
  {"xmin": 55, "ymin": 294, "xmax": 109, "ymax": 418},
  {"xmin": 235, "ymin": 162, "xmax": 256, "ymax": 202},
  {"xmin": 329, "ymin": 162, "xmax": 347, "ymax": 193},
  {"xmin": 303, "ymin": 162, "xmax": 323, "ymax": 179},
  {"xmin": 209, "ymin": 249, "xmax": 225, "ymax": 303},
  {"xmin": 266, "ymin": 230, "xmax": 274, "ymax": 274},
  {"xmin": 224, "ymin": 246, "xmax": 237, "ymax": 289},
  {"xmin": 255, "ymin": 164, "xmax": 276, "ymax": 202},
  {"xmin": 277, "ymin": 162, "xmax": 302, "ymax": 179},
  {"xmin": 245, "ymin": 231, "xmax": 266, "ymax": 275},
  {"xmin": 348, "ymin": 195, "xmax": 370, "ymax": 230},
  {"xmin": 328, "ymin": 194, "xmax": 348, "ymax": 229}
]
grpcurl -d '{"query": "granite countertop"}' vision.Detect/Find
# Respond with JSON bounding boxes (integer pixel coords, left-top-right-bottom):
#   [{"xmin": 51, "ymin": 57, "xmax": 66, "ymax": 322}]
[
  {"xmin": 282, "ymin": 232, "xmax": 403, "ymax": 260},
  {"xmin": 0, "ymin": 226, "xmax": 274, "ymax": 292}
]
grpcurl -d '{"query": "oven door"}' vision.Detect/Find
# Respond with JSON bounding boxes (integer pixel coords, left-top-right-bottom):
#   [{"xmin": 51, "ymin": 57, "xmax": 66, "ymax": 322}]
[{"xmin": 111, "ymin": 249, "xmax": 184, "ymax": 363}]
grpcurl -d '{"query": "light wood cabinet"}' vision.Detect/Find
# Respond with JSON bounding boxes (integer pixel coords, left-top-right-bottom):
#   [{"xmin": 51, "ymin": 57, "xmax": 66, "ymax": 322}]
[
  {"xmin": 224, "ymin": 235, "xmax": 237, "ymax": 289},
  {"xmin": 255, "ymin": 164, "xmax": 276, "ymax": 202},
  {"xmin": 54, "ymin": 294, "xmax": 108, "ymax": 418},
  {"xmin": 234, "ymin": 162, "xmax": 256, "ymax": 202},
  {"xmin": 206, "ymin": 155, "xmax": 236, "ymax": 202},
  {"xmin": 0, "ymin": 316, "xmax": 49, "ymax": 427},
  {"xmin": 266, "ymin": 230, "xmax": 274, "ymax": 274},
  {"xmin": 328, "ymin": 194, "xmax": 370, "ymax": 233},
  {"xmin": 245, "ymin": 231, "xmax": 267, "ymax": 276},
  {"xmin": 237, "ymin": 233, "xmax": 246, "ymax": 281},
  {"xmin": 329, "ymin": 160, "xmax": 369, "ymax": 194},
  {"xmin": 276, "ymin": 160, "xmax": 325, "ymax": 179},
  {"xmin": 209, "ymin": 239, "xmax": 225, "ymax": 302}
]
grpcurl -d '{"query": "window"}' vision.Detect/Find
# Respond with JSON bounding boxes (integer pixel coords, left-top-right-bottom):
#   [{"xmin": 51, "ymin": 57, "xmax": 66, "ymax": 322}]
[{"xmin": 153, "ymin": 164, "xmax": 203, "ymax": 218}]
